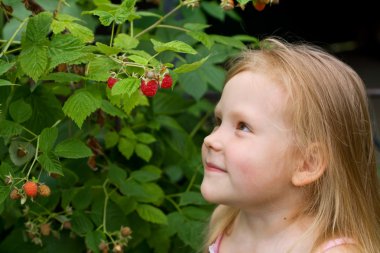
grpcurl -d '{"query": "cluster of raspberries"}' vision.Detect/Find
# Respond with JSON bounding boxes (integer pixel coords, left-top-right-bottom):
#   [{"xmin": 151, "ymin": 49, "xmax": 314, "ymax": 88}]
[{"xmin": 107, "ymin": 74, "xmax": 173, "ymax": 97}]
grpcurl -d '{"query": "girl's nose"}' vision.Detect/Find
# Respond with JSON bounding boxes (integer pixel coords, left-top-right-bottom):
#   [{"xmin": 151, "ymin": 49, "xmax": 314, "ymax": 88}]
[{"xmin": 203, "ymin": 129, "xmax": 223, "ymax": 151}]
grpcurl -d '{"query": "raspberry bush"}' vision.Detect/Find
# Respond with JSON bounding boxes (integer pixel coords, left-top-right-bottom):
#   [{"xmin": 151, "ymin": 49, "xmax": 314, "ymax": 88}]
[{"xmin": 0, "ymin": 0, "xmax": 269, "ymax": 252}]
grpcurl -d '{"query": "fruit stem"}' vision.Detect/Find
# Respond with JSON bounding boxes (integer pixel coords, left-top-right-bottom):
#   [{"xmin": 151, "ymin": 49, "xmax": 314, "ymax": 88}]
[
  {"xmin": 102, "ymin": 179, "xmax": 109, "ymax": 233},
  {"xmin": 26, "ymin": 136, "xmax": 40, "ymax": 179}
]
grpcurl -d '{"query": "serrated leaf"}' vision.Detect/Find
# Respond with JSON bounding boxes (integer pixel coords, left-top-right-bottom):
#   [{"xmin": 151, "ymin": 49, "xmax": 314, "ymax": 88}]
[
  {"xmin": 41, "ymin": 72, "xmax": 83, "ymax": 83},
  {"xmin": 104, "ymin": 131, "xmax": 119, "ymax": 148},
  {"xmin": 120, "ymin": 181, "xmax": 164, "ymax": 204},
  {"xmin": 151, "ymin": 39, "xmax": 197, "ymax": 54},
  {"xmin": 187, "ymin": 30, "xmax": 214, "ymax": 49},
  {"xmin": 211, "ymin": 35, "xmax": 246, "ymax": 49},
  {"xmin": 0, "ymin": 79, "xmax": 20, "ymax": 86},
  {"xmin": 65, "ymin": 22, "xmax": 94, "ymax": 43},
  {"xmin": 136, "ymin": 133, "xmax": 156, "ymax": 144},
  {"xmin": 201, "ymin": 1, "xmax": 225, "ymax": 21},
  {"xmin": 37, "ymin": 152, "xmax": 63, "ymax": 175},
  {"xmin": 86, "ymin": 56, "xmax": 120, "ymax": 81},
  {"xmin": 39, "ymin": 127, "xmax": 58, "ymax": 152},
  {"xmin": 184, "ymin": 23, "xmax": 210, "ymax": 31},
  {"xmin": 179, "ymin": 191, "xmax": 207, "ymax": 206},
  {"xmin": 111, "ymin": 77, "xmax": 140, "ymax": 96},
  {"xmin": 136, "ymin": 204, "xmax": 167, "ymax": 224},
  {"xmin": 114, "ymin": 33, "xmax": 139, "ymax": 50},
  {"xmin": 54, "ymin": 138, "xmax": 93, "ymax": 158},
  {"xmin": 117, "ymin": 137, "xmax": 135, "ymax": 159},
  {"xmin": 174, "ymin": 55, "xmax": 210, "ymax": 74},
  {"xmin": 135, "ymin": 143, "xmax": 152, "ymax": 162},
  {"xmin": 9, "ymin": 99, "xmax": 32, "ymax": 123},
  {"xmin": 71, "ymin": 211, "xmax": 94, "ymax": 235},
  {"xmin": 127, "ymin": 55, "xmax": 148, "ymax": 65},
  {"xmin": 62, "ymin": 90, "xmax": 102, "ymax": 128},
  {"xmin": 85, "ymin": 231, "xmax": 104, "ymax": 253},
  {"xmin": 0, "ymin": 60, "xmax": 15, "ymax": 76},
  {"xmin": 101, "ymin": 100, "xmax": 127, "ymax": 118},
  {"xmin": 0, "ymin": 120, "xmax": 23, "ymax": 137},
  {"xmin": 88, "ymin": 10, "xmax": 114, "ymax": 26},
  {"xmin": 107, "ymin": 164, "xmax": 127, "ymax": 188},
  {"xmin": 96, "ymin": 42, "xmax": 121, "ymax": 55},
  {"xmin": 131, "ymin": 165, "xmax": 161, "ymax": 182},
  {"xmin": 0, "ymin": 187, "xmax": 11, "ymax": 206},
  {"xmin": 178, "ymin": 72, "xmax": 208, "ymax": 100},
  {"xmin": 25, "ymin": 12, "xmax": 52, "ymax": 43},
  {"xmin": 19, "ymin": 44, "xmax": 49, "ymax": 81}
]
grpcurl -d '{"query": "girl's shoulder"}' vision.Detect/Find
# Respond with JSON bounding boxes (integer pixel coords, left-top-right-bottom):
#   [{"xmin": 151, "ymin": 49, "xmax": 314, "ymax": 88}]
[{"xmin": 316, "ymin": 238, "xmax": 361, "ymax": 253}]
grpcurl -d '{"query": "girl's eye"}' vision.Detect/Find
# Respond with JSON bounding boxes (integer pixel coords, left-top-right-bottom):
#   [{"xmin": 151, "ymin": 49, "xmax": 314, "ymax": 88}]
[{"xmin": 237, "ymin": 122, "xmax": 251, "ymax": 132}]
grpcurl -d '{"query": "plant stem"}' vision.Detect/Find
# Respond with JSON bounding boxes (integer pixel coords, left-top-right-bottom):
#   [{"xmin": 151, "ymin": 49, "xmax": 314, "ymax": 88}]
[
  {"xmin": 26, "ymin": 136, "xmax": 40, "ymax": 179},
  {"xmin": 190, "ymin": 111, "xmax": 211, "ymax": 138},
  {"xmin": 110, "ymin": 22, "xmax": 115, "ymax": 46},
  {"xmin": 186, "ymin": 164, "xmax": 201, "ymax": 192},
  {"xmin": 165, "ymin": 196, "xmax": 182, "ymax": 214},
  {"xmin": 102, "ymin": 179, "xmax": 109, "ymax": 233},
  {"xmin": 0, "ymin": 17, "xmax": 28, "ymax": 58},
  {"xmin": 134, "ymin": 2, "xmax": 184, "ymax": 38},
  {"xmin": 156, "ymin": 24, "xmax": 189, "ymax": 32}
]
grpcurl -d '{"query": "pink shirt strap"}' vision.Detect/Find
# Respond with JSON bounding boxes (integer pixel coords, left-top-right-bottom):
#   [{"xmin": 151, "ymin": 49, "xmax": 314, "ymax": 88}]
[
  {"xmin": 208, "ymin": 234, "xmax": 223, "ymax": 253},
  {"xmin": 321, "ymin": 237, "xmax": 356, "ymax": 252}
]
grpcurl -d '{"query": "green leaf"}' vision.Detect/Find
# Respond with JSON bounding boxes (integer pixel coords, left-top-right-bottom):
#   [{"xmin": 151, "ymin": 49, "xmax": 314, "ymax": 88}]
[
  {"xmin": 41, "ymin": 72, "xmax": 84, "ymax": 83},
  {"xmin": 0, "ymin": 187, "xmax": 11, "ymax": 207},
  {"xmin": 136, "ymin": 204, "xmax": 168, "ymax": 225},
  {"xmin": 179, "ymin": 72, "xmax": 208, "ymax": 99},
  {"xmin": 39, "ymin": 127, "xmax": 58, "ymax": 152},
  {"xmin": 87, "ymin": 10, "xmax": 114, "ymax": 26},
  {"xmin": 0, "ymin": 80, "xmax": 20, "ymax": 86},
  {"xmin": 101, "ymin": 100, "xmax": 127, "ymax": 118},
  {"xmin": 131, "ymin": 165, "xmax": 161, "ymax": 182},
  {"xmin": 65, "ymin": 22, "xmax": 94, "ymax": 43},
  {"xmin": 120, "ymin": 180, "xmax": 164, "ymax": 204},
  {"xmin": 111, "ymin": 77, "xmax": 140, "ymax": 96},
  {"xmin": 151, "ymin": 39, "xmax": 197, "ymax": 54},
  {"xmin": 104, "ymin": 131, "xmax": 119, "ymax": 148},
  {"xmin": 108, "ymin": 163, "xmax": 127, "ymax": 187},
  {"xmin": 0, "ymin": 162, "xmax": 13, "ymax": 180},
  {"xmin": 0, "ymin": 60, "xmax": 15, "ymax": 76},
  {"xmin": 25, "ymin": 12, "xmax": 52, "ymax": 43},
  {"xmin": 211, "ymin": 35, "xmax": 246, "ymax": 49},
  {"xmin": 9, "ymin": 99, "xmax": 32, "ymax": 123},
  {"xmin": 201, "ymin": 1, "xmax": 225, "ymax": 21},
  {"xmin": 118, "ymin": 137, "xmax": 136, "ymax": 159},
  {"xmin": 54, "ymin": 138, "xmax": 93, "ymax": 158},
  {"xmin": 179, "ymin": 191, "xmax": 207, "ymax": 206},
  {"xmin": 49, "ymin": 34, "xmax": 88, "ymax": 70},
  {"xmin": 187, "ymin": 30, "xmax": 214, "ymax": 49},
  {"xmin": 19, "ymin": 44, "xmax": 49, "ymax": 81},
  {"xmin": 37, "ymin": 152, "xmax": 63, "ymax": 175},
  {"xmin": 62, "ymin": 90, "xmax": 102, "ymax": 128},
  {"xmin": 135, "ymin": 143, "xmax": 152, "ymax": 162},
  {"xmin": 71, "ymin": 211, "xmax": 94, "ymax": 235},
  {"xmin": 136, "ymin": 133, "xmax": 156, "ymax": 144},
  {"xmin": 95, "ymin": 42, "xmax": 121, "ymax": 55},
  {"xmin": 85, "ymin": 231, "xmax": 104, "ymax": 253},
  {"xmin": 174, "ymin": 55, "xmax": 210, "ymax": 74},
  {"xmin": 114, "ymin": 33, "xmax": 139, "ymax": 50},
  {"xmin": 0, "ymin": 120, "xmax": 23, "ymax": 137},
  {"xmin": 86, "ymin": 56, "xmax": 120, "ymax": 81}
]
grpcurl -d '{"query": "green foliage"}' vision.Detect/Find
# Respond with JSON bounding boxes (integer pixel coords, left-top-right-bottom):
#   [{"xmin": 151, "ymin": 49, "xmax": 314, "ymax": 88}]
[{"xmin": 0, "ymin": 0, "xmax": 261, "ymax": 252}]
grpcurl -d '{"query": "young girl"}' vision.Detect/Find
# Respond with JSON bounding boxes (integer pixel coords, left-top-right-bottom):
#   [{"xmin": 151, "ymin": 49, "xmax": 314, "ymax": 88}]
[{"xmin": 201, "ymin": 37, "xmax": 380, "ymax": 253}]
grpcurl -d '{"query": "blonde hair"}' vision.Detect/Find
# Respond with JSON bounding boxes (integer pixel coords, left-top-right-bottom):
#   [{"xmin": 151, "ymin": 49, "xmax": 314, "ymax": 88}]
[{"xmin": 202, "ymin": 37, "xmax": 380, "ymax": 252}]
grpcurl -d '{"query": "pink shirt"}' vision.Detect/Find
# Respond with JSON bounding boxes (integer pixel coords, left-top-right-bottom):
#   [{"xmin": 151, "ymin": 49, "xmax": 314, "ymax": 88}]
[{"xmin": 208, "ymin": 234, "xmax": 356, "ymax": 253}]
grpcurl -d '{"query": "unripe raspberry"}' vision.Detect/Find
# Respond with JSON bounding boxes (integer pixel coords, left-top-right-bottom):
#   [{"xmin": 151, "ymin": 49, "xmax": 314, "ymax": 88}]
[
  {"xmin": 38, "ymin": 184, "xmax": 51, "ymax": 197},
  {"xmin": 23, "ymin": 181, "xmax": 38, "ymax": 198},
  {"xmin": 63, "ymin": 221, "xmax": 72, "ymax": 230},
  {"xmin": 40, "ymin": 223, "xmax": 51, "ymax": 236},
  {"xmin": 140, "ymin": 79, "xmax": 158, "ymax": 97},
  {"xmin": 120, "ymin": 226, "xmax": 132, "ymax": 237},
  {"xmin": 98, "ymin": 241, "xmax": 109, "ymax": 253},
  {"xmin": 10, "ymin": 189, "xmax": 21, "ymax": 200},
  {"xmin": 160, "ymin": 74, "xmax": 173, "ymax": 89},
  {"xmin": 112, "ymin": 244, "xmax": 123, "ymax": 253}
]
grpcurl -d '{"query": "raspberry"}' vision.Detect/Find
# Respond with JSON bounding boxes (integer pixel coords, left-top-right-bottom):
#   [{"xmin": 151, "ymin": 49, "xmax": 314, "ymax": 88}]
[
  {"xmin": 23, "ymin": 181, "xmax": 38, "ymax": 198},
  {"xmin": 38, "ymin": 184, "xmax": 51, "ymax": 197},
  {"xmin": 120, "ymin": 226, "xmax": 132, "ymax": 237},
  {"xmin": 160, "ymin": 74, "xmax": 173, "ymax": 89},
  {"xmin": 140, "ymin": 79, "xmax": 158, "ymax": 97},
  {"xmin": 107, "ymin": 77, "xmax": 118, "ymax": 89},
  {"xmin": 253, "ymin": 2, "xmax": 266, "ymax": 11},
  {"xmin": 10, "ymin": 189, "xmax": 21, "ymax": 200},
  {"xmin": 40, "ymin": 223, "xmax": 51, "ymax": 236}
]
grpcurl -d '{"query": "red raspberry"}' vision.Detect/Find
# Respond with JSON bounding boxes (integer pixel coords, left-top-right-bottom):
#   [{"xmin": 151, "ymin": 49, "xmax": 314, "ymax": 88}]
[
  {"xmin": 23, "ymin": 181, "xmax": 38, "ymax": 198},
  {"xmin": 160, "ymin": 74, "xmax": 173, "ymax": 89},
  {"xmin": 253, "ymin": 2, "xmax": 266, "ymax": 11},
  {"xmin": 140, "ymin": 79, "xmax": 158, "ymax": 97},
  {"xmin": 38, "ymin": 184, "xmax": 51, "ymax": 197},
  {"xmin": 107, "ymin": 77, "xmax": 118, "ymax": 89}
]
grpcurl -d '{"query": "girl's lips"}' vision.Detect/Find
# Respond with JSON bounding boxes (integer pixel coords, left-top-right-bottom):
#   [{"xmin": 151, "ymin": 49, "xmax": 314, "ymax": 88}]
[{"xmin": 205, "ymin": 162, "xmax": 226, "ymax": 173}]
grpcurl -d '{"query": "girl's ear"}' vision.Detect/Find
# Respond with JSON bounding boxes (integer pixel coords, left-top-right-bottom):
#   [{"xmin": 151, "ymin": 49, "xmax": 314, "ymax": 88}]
[{"xmin": 291, "ymin": 143, "xmax": 327, "ymax": 186}]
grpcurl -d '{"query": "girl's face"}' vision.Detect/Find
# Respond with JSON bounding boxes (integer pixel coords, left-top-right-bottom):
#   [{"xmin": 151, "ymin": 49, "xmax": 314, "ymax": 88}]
[{"xmin": 201, "ymin": 71, "xmax": 299, "ymax": 210}]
